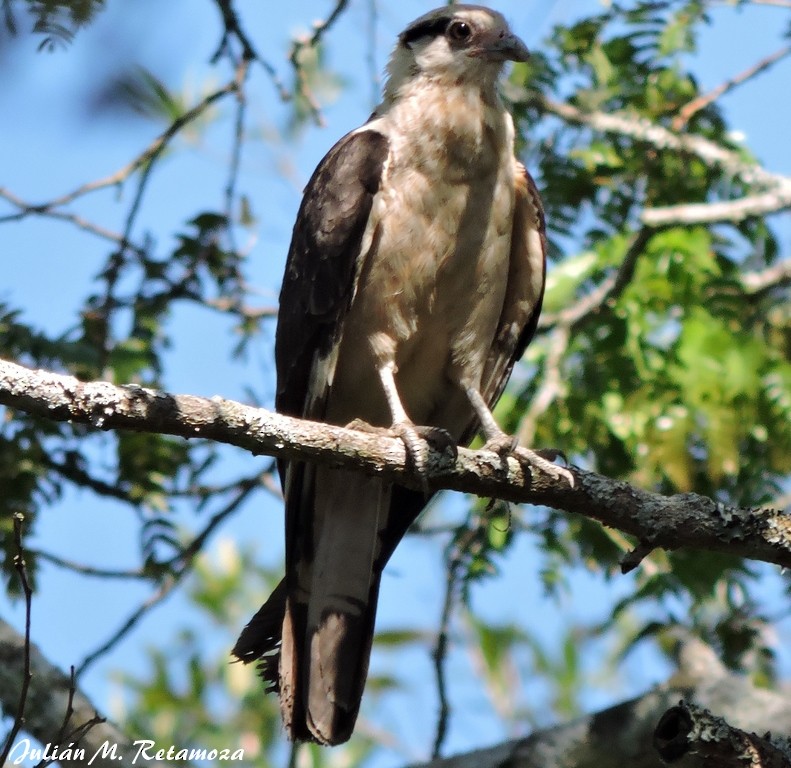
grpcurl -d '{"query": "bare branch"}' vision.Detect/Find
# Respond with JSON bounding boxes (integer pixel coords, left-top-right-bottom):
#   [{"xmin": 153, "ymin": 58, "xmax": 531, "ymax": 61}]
[
  {"xmin": 1, "ymin": 357, "xmax": 790, "ymax": 573},
  {"xmin": 654, "ymin": 701, "xmax": 791, "ymax": 767},
  {"xmin": 539, "ymin": 95, "xmax": 782, "ymax": 190},
  {"xmin": 524, "ymin": 228, "xmax": 655, "ymax": 443},
  {"xmin": 0, "ymin": 187, "xmax": 145, "ymax": 254},
  {"xmin": 0, "ymin": 516, "xmax": 33, "ymax": 766},
  {"xmin": 431, "ymin": 523, "xmax": 482, "ymax": 758},
  {"xmin": 408, "ymin": 639, "xmax": 791, "ymax": 768},
  {"xmin": 75, "ymin": 475, "xmax": 258, "ymax": 676},
  {"xmin": 672, "ymin": 43, "xmax": 791, "ymax": 131},
  {"xmin": 721, "ymin": 0, "xmax": 791, "ymax": 7},
  {"xmin": 49, "ymin": 81, "xmax": 238, "ymax": 210},
  {"xmin": 641, "ymin": 185, "xmax": 791, "ymax": 225},
  {"xmin": 539, "ymin": 228, "xmax": 655, "ymax": 331},
  {"xmin": 0, "ymin": 619, "xmax": 155, "ymax": 768},
  {"xmin": 539, "ymin": 96, "xmax": 791, "ymax": 226},
  {"xmin": 742, "ymin": 259, "xmax": 791, "ymax": 295},
  {"xmin": 29, "ymin": 550, "xmax": 148, "ymax": 580}
]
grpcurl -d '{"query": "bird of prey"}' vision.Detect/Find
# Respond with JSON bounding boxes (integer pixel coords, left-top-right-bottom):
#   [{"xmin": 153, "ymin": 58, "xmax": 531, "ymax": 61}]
[{"xmin": 234, "ymin": 4, "xmax": 564, "ymax": 746}]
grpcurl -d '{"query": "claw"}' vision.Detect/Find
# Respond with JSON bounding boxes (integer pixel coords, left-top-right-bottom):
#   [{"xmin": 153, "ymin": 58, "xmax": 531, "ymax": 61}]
[
  {"xmin": 482, "ymin": 433, "xmax": 519, "ymax": 456},
  {"xmin": 412, "ymin": 425, "xmax": 458, "ymax": 461},
  {"xmin": 512, "ymin": 446, "xmax": 575, "ymax": 487},
  {"xmin": 392, "ymin": 421, "xmax": 431, "ymax": 494}
]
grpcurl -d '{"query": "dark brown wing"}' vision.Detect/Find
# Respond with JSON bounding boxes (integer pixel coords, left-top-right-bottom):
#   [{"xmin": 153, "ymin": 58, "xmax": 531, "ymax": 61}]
[
  {"xmin": 275, "ymin": 129, "xmax": 390, "ymax": 424},
  {"xmin": 233, "ymin": 129, "xmax": 389, "ymax": 700},
  {"xmin": 480, "ymin": 164, "xmax": 547, "ymax": 409}
]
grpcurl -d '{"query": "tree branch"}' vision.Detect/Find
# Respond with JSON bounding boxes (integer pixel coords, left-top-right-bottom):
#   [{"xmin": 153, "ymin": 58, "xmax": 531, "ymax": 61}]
[
  {"xmin": 0, "ymin": 619, "xmax": 154, "ymax": 768},
  {"xmin": 671, "ymin": 43, "xmax": 791, "ymax": 131},
  {"xmin": 742, "ymin": 258, "xmax": 791, "ymax": 295},
  {"xmin": 641, "ymin": 186, "xmax": 791, "ymax": 226},
  {"xmin": 1, "ymin": 357, "xmax": 790, "ymax": 571},
  {"xmin": 538, "ymin": 95, "xmax": 791, "ymax": 225},
  {"xmin": 654, "ymin": 702, "xmax": 791, "ymax": 767},
  {"xmin": 408, "ymin": 639, "xmax": 791, "ymax": 768}
]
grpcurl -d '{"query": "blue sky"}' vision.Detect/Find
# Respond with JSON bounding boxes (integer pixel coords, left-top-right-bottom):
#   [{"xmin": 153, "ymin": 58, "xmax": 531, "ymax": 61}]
[{"xmin": 1, "ymin": 1, "xmax": 790, "ymax": 764}]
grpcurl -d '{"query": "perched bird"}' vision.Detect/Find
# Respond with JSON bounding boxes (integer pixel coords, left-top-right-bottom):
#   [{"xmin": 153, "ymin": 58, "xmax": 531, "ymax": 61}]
[{"xmin": 234, "ymin": 4, "xmax": 564, "ymax": 745}]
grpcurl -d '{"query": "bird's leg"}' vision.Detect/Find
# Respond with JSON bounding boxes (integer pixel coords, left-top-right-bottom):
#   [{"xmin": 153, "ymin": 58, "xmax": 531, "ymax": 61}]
[
  {"xmin": 378, "ymin": 361, "xmax": 429, "ymax": 476},
  {"xmin": 464, "ymin": 386, "xmax": 574, "ymax": 486}
]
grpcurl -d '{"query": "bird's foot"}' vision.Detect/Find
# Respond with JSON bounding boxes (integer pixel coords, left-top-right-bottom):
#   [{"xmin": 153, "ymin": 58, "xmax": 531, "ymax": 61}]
[
  {"xmin": 410, "ymin": 425, "xmax": 458, "ymax": 460},
  {"xmin": 346, "ymin": 419, "xmax": 456, "ymax": 491},
  {"xmin": 512, "ymin": 446, "xmax": 575, "ymax": 487},
  {"xmin": 482, "ymin": 432, "xmax": 574, "ymax": 487}
]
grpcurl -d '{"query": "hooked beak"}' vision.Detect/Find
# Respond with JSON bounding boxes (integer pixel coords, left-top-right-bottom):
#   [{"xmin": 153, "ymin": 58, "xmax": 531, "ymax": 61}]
[{"xmin": 472, "ymin": 29, "xmax": 530, "ymax": 63}]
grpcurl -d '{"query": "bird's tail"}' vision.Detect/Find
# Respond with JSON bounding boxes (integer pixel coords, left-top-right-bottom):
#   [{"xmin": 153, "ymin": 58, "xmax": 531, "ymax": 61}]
[{"xmin": 234, "ymin": 467, "xmax": 390, "ymax": 746}]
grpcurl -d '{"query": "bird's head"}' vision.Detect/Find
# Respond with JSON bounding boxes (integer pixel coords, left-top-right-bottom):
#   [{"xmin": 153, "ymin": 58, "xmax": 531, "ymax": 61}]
[{"xmin": 385, "ymin": 5, "xmax": 529, "ymax": 95}]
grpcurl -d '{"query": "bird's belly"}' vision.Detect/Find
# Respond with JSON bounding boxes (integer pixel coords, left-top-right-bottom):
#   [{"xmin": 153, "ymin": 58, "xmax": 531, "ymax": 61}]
[{"xmin": 326, "ymin": 170, "xmax": 514, "ymax": 429}]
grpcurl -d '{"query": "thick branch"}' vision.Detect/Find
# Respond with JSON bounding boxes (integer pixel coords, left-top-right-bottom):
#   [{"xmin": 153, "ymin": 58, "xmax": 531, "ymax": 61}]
[
  {"xmin": 1, "ymin": 357, "xmax": 790, "ymax": 570},
  {"xmin": 654, "ymin": 702, "xmax": 791, "ymax": 767},
  {"xmin": 409, "ymin": 640, "xmax": 791, "ymax": 768},
  {"xmin": 540, "ymin": 96, "xmax": 791, "ymax": 225},
  {"xmin": 539, "ymin": 96, "xmax": 780, "ymax": 189},
  {"xmin": 0, "ymin": 619, "xmax": 153, "ymax": 768},
  {"xmin": 642, "ymin": 187, "xmax": 791, "ymax": 225}
]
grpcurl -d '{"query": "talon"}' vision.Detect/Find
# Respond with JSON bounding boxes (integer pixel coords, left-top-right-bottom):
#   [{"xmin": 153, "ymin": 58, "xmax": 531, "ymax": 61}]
[
  {"xmin": 393, "ymin": 421, "xmax": 429, "ymax": 482},
  {"xmin": 412, "ymin": 425, "xmax": 458, "ymax": 460},
  {"xmin": 513, "ymin": 446, "xmax": 575, "ymax": 487},
  {"xmin": 482, "ymin": 433, "xmax": 519, "ymax": 456}
]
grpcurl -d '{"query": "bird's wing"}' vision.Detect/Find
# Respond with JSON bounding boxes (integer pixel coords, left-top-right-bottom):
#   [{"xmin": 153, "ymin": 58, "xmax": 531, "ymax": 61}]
[
  {"xmin": 274, "ymin": 128, "xmax": 389, "ymax": 426},
  {"xmin": 233, "ymin": 127, "xmax": 389, "ymax": 737},
  {"xmin": 481, "ymin": 164, "xmax": 546, "ymax": 410}
]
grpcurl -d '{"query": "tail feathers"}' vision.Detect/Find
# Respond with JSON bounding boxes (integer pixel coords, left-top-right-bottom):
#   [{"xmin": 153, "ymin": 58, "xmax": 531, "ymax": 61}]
[
  {"xmin": 304, "ymin": 579, "xmax": 382, "ymax": 744},
  {"xmin": 233, "ymin": 470, "xmax": 397, "ymax": 745},
  {"xmin": 232, "ymin": 578, "xmax": 287, "ymax": 694},
  {"xmin": 295, "ymin": 470, "xmax": 387, "ymax": 744}
]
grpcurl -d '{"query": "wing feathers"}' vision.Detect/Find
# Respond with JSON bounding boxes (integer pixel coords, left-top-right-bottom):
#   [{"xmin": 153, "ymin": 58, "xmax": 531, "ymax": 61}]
[
  {"xmin": 275, "ymin": 130, "xmax": 389, "ymax": 421},
  {"xmin": 480, "ymin": 163, "xmax": 547, "ymax": 407}
]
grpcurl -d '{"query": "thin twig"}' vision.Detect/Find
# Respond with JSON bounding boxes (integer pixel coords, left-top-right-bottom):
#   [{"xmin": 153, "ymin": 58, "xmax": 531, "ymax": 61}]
[
  {"xmin": 431, "ymin": 524, "xmax": 480, "ymax": 758},
  {"xmin": 224, "ymin": 59, "xmax": 251, "ymax": 253},
  {"xmin": 525, "ymin": 228, "xmax": 654, "ymax": 443},
  {"xmin": 288, "ymin": 0, "xmax": 351, "ymax": 126},
  {"xmin": 517, "ymin": 324, "xmax": 569, "ymax": 446},
  {"xmin": 211, "ymin": 0, "xmax": 259, "ymax": 63},
  {"xmin": 53, "ymin": 667, "xmax": 107, "ymax": 751},
  {"xmin": 0, "ymin": 515, "xmax": 34, "ymax": 766},
  {"xmin": 97, "ymin": 79, "xmax": 241, "ymax": 364},
  {"xmin": 539, "ymin": 227, "xmax": 654, "ymax": 331},
  {"xmin": 366, "ymin": 0, "xmax": 381, "ymax": 109},
  {"xmin": 75, "ymin": 476, "xmax": 259, "ymax": 676},
  {"xmin": 672, "ymin": 43, "xmax": 791, "ymax": 130},
  {"xmin": 0, "ymin": 188, "xmax": 146, "ymax": 255},
  {"xmin": 75, "ymin": 576, "xmax": 179, "ymax": 677},
  {"xmin": 49, "ymin": 82, "xmax": 237, "ymax": 210},
  {"xmin": 30, "ymin": 549, "xmax": 147, "ymax": 580}
]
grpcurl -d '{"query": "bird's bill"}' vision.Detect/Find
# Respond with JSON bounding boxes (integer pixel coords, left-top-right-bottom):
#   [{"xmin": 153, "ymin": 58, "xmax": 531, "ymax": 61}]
[{"xmin": 471, "ymin": 30, "xmax": 530, "ymax": 63}]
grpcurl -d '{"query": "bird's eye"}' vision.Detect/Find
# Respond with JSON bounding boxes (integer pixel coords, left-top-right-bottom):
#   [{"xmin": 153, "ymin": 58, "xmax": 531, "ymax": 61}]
[{"xmin": 447, "ymin": 20, "xmax": 472, "ymax": 42}]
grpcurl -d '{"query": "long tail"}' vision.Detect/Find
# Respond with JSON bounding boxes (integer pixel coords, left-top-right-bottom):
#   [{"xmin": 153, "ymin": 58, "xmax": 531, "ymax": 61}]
[{"xmin": 234, "ymin": 466, "xmax": 392, "ymax": 745}]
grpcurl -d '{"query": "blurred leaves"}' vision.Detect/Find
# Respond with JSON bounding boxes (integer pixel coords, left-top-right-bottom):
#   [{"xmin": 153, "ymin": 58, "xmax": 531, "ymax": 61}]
[
  {"xmin": 3, "ymin": 0, "xmax": 106, "ymax": 49},
  {"xmin": 0, "ymin": 0, "xmax": 790, "ymax": 764}
]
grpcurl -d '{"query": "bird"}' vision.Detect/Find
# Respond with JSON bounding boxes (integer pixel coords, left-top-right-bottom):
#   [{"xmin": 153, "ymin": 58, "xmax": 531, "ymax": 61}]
[{"xmin": 233, "ymin": 4, "xmax": 566, "ymax": 746}]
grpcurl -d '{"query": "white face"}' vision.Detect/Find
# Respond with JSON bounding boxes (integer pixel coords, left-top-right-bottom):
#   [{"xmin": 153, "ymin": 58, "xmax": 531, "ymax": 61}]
[{"xmin": 389, "ymin": 7, "xmax": 527, "ymax": 86}]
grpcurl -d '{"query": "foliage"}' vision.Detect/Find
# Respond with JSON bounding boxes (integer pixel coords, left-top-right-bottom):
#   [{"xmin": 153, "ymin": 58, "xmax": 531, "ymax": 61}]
[{"xmin": 0, "ymin": 1, "xmax": 789, "ymax": 766}]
